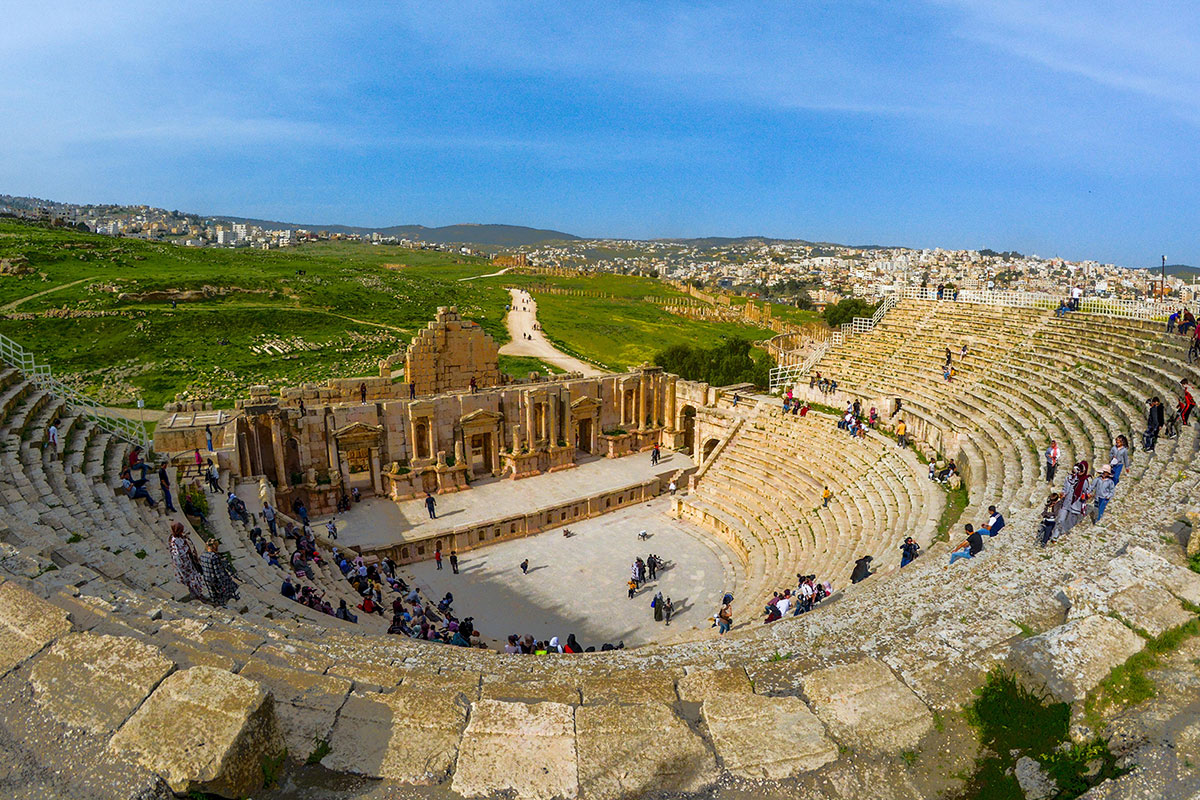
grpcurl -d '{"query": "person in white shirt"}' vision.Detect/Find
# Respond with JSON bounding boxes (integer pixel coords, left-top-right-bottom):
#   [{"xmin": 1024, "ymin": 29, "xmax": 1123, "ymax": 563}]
[
  {"xmin": 47, "ymin": 419, "xmax": 59, "ymax": 461},
  {"xmin": 775, "ymin": 592, "xmax": 792, "ymax": 617}
]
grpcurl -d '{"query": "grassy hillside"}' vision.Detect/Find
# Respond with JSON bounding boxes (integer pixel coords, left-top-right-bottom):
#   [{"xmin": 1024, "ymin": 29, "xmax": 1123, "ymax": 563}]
[
  {"xmin": 0, "ymin": 220, "xmax": 785, "ymax": 406},
  {"xmin": 0, "ymin": 220, "xmax": 509, "ymax": 406}
]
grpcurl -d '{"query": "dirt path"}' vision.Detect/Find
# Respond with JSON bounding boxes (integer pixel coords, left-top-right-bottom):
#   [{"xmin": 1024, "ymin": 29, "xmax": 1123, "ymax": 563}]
[
  {"xmin": 457, "ymin": 267, "xmax": 509, "ymax": 282},
  {"xmin": 1, "ymin": 278, "xmax": 92, "ymax": 312},
  {"xmin": 499, "ymin": 288, "xmax": 608, "ymax": 376}
]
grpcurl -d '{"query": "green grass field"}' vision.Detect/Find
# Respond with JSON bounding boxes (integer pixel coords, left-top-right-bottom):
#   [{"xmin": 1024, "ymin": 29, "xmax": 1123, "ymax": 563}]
[{"xmin": 0, "ymin": 219, "xmax": 789, "ymax": 405}]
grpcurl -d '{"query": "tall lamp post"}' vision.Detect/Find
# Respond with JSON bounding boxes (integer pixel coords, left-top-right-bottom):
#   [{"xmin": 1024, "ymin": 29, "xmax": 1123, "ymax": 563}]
[{"xmin": 1162, "ymin": 255, "xmax": 1167, "ymax": 301}]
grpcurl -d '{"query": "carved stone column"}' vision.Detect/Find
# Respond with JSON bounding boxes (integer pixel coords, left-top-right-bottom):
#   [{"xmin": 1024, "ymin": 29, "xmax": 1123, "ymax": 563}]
[
  {"xmin": 269, "ymin": 415, "xmax": 288, "ymax": 488},
  {"xmin": 637, "ymin": 371, "xmax": 648, "ymax": 431},
  {"xmin": 665, "ymin": 377, "xmax": 677, "ymax": 432}
]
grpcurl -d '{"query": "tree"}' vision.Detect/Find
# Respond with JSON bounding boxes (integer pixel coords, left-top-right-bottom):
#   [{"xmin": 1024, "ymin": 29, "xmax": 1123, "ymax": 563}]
[
  {"xmin": 823, "ymin": 298, "xmax": 880, "ymax": 328},
  {"xmin": 653, "ymin": 338, "xmax": 771, "ymax": 389}
]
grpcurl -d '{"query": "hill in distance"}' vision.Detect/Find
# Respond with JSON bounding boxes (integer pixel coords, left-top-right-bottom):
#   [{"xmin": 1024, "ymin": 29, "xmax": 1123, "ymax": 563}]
[
  {"xmin": 209, "ymin": 216, "xmax": 580, "ymax": 246},
  {"xmin": 1132, "ymin": 263, "xmax": 1200, "ymax": 278}
]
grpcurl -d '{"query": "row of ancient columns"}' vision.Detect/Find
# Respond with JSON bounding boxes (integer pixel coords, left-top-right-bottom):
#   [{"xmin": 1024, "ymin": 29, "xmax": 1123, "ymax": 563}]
[{"xmin": 623, "ymin": 369, "xmax": 677, "ymax": 431}]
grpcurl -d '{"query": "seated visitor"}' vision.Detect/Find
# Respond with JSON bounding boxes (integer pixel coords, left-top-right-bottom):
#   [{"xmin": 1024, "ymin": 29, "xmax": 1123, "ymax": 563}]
[
  {"xmin": 950, "ymin": 524, "xmax": 984, "ymax": 564},
  {"xmin": 900, "ymin": 537, "xmax": 921, "ymax": 566},
  {"xmin": 850, "ymin": 555, "xmax": 873, "ymax": 583},
  {"xmin": 979, "ymin": 505, "xmax": 1005, "ymax": 536}
]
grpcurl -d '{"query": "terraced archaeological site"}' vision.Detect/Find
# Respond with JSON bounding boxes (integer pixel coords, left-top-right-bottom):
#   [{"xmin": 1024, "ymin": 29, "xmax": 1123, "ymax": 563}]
[{"xmin": 0, "ymin": 263, "xmax": 1199, "ymax": 800}]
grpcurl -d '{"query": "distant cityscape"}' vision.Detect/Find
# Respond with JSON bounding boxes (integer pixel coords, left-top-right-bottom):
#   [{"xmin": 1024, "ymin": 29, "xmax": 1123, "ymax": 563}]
[{"xmin": 3, "ymin": 193, "xmax": 1193, "ymax": 304}]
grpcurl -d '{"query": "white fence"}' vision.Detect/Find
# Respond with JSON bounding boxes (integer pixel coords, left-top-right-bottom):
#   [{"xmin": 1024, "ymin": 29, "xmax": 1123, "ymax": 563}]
[
  {"xmin": 0, "ymin": 333, "xmax": 150, "ymax": 452},
  {"xmin": 879, "ymin": 286, "xmax": 1170, "ymax": 322}
]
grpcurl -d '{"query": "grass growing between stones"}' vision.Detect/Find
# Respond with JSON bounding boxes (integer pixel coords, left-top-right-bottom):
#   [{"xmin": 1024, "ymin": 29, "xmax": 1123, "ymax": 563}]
[
  {"xmin": 934, "ymin": 481, "xmax": 969, "ymax": 543},
  {"xmin": 1083, "ymin": 612, "xmax": 1200, "ymax": 731},
  {"xmin": 955, "ymin": 670, "xmax": 1123, "ymax": 800}
]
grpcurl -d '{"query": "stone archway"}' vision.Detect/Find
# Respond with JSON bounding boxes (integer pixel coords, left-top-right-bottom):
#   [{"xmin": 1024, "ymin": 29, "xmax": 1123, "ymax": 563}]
[
  {"xmin": 680, "ymin": 405, "xmax": 697, "ymax": 454},
  {"xmin": 702, "ymin": 437, "xmax": 720, "ymax": 463}
]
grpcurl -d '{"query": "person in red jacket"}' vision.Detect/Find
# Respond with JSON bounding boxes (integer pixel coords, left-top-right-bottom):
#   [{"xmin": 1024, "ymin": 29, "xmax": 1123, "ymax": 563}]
[{"xmin": 1180, "ymin": 380, "xmax": 1196, "ymax": 426}]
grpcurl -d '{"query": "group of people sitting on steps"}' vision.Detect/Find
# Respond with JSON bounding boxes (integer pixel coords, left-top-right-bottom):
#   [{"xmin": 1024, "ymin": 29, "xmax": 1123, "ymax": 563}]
[
  {"xmin": 949, "ymin": 505, "xmax": 1006, "ymax": 564},
  {"xmin": 809, "ymin": 372, "xmax": 838, "ymax": 395},
  {"xmin": 835, "ymin": 397, "xmax": 877, "ymax": 439},
  {"xmin": 761, "ymin": 573, "xmax": 833, "ymax": 624}
]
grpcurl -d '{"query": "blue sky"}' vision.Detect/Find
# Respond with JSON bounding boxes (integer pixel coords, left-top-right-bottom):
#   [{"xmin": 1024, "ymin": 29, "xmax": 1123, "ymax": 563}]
[{"xmin": 2, "ymin": 1, "xmax": 1197, "ymax": 265}]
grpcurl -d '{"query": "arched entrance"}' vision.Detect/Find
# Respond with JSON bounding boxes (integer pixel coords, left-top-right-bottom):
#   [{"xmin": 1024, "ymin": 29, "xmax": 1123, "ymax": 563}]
[
  {"xmin": 702, "ymin": 437, "xmax": 720, "ymax": 463},
  {"xmin": 680, "ymin": 405, "xmax": 697, "ymax": 454}
]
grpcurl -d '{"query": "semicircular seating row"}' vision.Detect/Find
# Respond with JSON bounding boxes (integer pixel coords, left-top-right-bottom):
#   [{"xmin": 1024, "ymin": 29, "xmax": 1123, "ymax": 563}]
[
  {"xmin": 799, "ymin": 298, "xmax": 1200, "ymax": 523},
  {"xmin": 0, "ymin": 302, "xmax": 1198, "ymax": 798},
  {"xmin": 677, "ymin": 300, "xmax": 1200, "ymax": 618}
]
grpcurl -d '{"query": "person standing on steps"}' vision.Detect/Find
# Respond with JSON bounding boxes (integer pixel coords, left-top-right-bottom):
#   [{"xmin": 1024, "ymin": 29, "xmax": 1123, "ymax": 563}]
[
  {"xmin": 1109, "ymin": 435, "xmax": 1130, "ymax": 484},
  {"xmin": 262, "ymin": 502, "xmax": 277, "ymax": 536},
  {"xmin": 425, "ymin": 492, "xmax": 437, "ymax": 519},
  {"xmin": 158, "ymin": 462, "xmax": 177, "ymax": 513},
  {"xmin": 1045, "ymin": 440, "xmax": 1060, "ymax": 483},
  {"xmin": 1179, "ymin": 379, "xmax": 1195, "ymax": 426},
  {"xmin": 205, "ymin": 458, "xmax": 221, "ymax": 494},
  {"xmin": 1144, "ymin": 397, "xmax": 1164, "ymax": 452},
  {"xmin": 717, "ymin": 598, "xmax": 732, "ymax": 634},
  {"xmin": 449, "ymin": 550, "xmax": 459, "ymax": 574},
  {"xmin": 168, "ymin": 522, "xmax": 205, "ymax": 600},
  {"xmin": 822, "ymin": 486, "xmax": 832, "ymax": 508},
  {"xmin": 47, "ymin": 418, "xmax": 59, "ymax": 462},
  {"xmin": 896, "ymin": 419, "xmax": 907, "ymax": 448},
  {"xmin": 1054, "ymin": 461, "xmax": 1090, "ymax": 541},
  {"xmin": 434, "ymin": 547, "xmax": 443, "ymax": 570},
  {"xmin": 1090, "ymin": 465, "xmax": 1116, "ymax": 522},
  {"xmin": 201, "ymin": 538, "xmax": 240, "ymax": 607},
  {"xmin": 205, "ymin": 424, "xmax": 213, "ymax": 452},
  {"xmin": 409, "ymin": 381, "xmax": 416, "ymax": 399}
]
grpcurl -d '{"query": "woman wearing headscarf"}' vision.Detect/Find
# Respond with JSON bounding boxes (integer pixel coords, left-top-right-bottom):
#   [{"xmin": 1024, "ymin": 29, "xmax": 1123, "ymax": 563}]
[
  {"xmin": 168, "ymin": 522, "xmax": 206, "ymax": 600},
  {"xmin": 200, "ymin": 538, "xmax": 240, "ymax": 606},
  {"xmin": 1054, "ymin": 461, "xmax": 1089, "ymax": 541},
  {"xmin": 548, "ymin": 636, "xmax": 564, "ymax": 653},
  {"xmin": 564, "ymin": 634, "xmax": 582, "ymax": 654}
]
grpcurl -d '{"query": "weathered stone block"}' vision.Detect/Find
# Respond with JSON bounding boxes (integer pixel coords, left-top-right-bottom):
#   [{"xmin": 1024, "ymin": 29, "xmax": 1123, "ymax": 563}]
[
  {"xmin": 109, "ymin": 666, "xmax": 285, "ymax": 799},
  {"xmin": 1108, "ymin": 582, "xmax": 1194, "ymax": 638},
  {"xmin": 677, "ymin": 665, "xmax": 752, "ymax": 703},
  {"xmin": 452, "ymin": 700, "xmax": 578, "ymax": 800},
  {"xmin": 0, "ymin": 579, "xmax": 72, "ymax": 678},
  {"xmin": 321, "ymin": 685, "xmax": 467, "ymax": 784},
  {"xmin": 582, "ymin": 670, "xmax": 679, "ymax": 704},
  {"xmin": 801, "ymin": 658, "xmax": 933, "ymax": 753},
  {"xmin": 30, "ymin": 632, "xmax": 173, "ymax": 734},
  {"xmin": 1008, "ymin": 615, "xmax": 1146, "ymax": 703},
  {"xmin": 239, "ymin": 660, "xmax": 351, "ymax": 761},
  {"xmin": 576, "ymin": 702, "xmax": 717, "ymax": 799},
  {"xmin": 702, "ymin": 693, "xmax": 837, "ymax": 779}
]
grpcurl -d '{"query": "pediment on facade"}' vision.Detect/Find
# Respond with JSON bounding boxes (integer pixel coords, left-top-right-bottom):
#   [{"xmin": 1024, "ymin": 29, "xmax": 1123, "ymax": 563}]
[
  {"xmin": 571, "ymin": 396, "xmax": 602, "ymax": 413},
  {"xmin": 333, "ymin": 421, "xmax": 384, "ymax": 443},
  {"xmin": 460, "ymin": 408, "xmax": 503, "ymax": 426}
]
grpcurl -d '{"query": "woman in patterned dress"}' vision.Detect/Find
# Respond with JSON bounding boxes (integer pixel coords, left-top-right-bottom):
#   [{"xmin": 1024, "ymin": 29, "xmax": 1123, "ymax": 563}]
[{"xmin": 168, "ymin": 522, "xmax": 206, "ymax": 601}]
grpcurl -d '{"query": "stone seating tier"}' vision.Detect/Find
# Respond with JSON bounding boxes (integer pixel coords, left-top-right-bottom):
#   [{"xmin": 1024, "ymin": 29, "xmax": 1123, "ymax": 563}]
[{"xmin": 1, "ymin": 299, "xmax": 1200, "ymax": 798}]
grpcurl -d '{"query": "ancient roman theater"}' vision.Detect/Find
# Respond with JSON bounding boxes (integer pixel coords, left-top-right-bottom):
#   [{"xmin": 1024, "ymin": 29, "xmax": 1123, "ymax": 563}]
[{"xmin": 2, "ymin": 292, "xmax": 1199, "ymax": 800}]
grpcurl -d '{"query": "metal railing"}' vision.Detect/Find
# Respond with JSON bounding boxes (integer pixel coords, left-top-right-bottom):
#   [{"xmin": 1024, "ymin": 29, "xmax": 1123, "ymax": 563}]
[
  {"xmin": 768, "ymin": 293, "xmax": 898, "ymax": 391},
  {"xmin": 0, "ymin": 333, "xmax": 150, "ymax": 451}
]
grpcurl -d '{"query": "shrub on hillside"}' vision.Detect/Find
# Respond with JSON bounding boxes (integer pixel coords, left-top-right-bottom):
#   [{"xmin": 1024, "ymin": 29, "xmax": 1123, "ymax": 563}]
[
  {"xmin": 823, "ymin": 298, "xmax": 880, "ymax": 328},
  {"xmin": 653, "ymin": 337, "xmax": 771, "ymax": 389}
]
